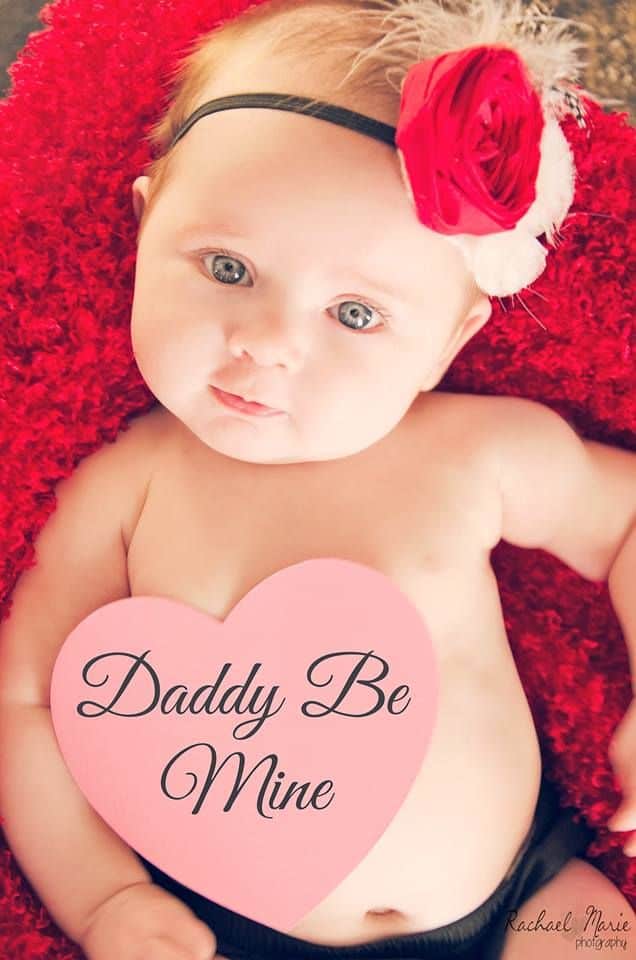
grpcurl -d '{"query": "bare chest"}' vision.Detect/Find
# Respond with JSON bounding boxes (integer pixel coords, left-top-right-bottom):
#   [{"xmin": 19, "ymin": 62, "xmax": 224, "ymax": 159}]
[{"xmin": 126, "ymin": 430, "xmax": 496, "ymax": 659}]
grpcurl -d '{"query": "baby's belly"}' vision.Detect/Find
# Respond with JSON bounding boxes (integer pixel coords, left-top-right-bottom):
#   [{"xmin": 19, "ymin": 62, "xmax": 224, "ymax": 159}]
[
  {"xmin": 286, "ymin": 615, "xmax": 542, "ymax": 945},
  {"xmin": 129, "ymin": 540, "xmax": 541, "ymax": 945}
]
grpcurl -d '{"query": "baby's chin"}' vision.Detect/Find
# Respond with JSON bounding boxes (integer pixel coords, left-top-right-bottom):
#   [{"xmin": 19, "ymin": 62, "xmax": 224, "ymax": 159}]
[
  {"xmin": 184, "ymin": 411, "xmax": 309, "ymax": 465},
  {"xmin": 185, "ymin": 413, "xmax": 382, "ymax": 466}
]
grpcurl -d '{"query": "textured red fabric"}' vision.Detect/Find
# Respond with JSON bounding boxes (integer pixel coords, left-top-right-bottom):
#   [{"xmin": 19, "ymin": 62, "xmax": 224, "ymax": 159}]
[{"xmin": 0, "ymin": 0, "xmax": 634, "ymax": 956}]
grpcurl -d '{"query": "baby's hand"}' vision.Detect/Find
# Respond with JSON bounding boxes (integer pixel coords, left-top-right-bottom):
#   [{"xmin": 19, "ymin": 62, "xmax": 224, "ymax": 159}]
[
  {"xmin": 79, "ymin": 880, "xmax": 218, "ymax": 960},
  {"xmin": 607, "ymin": 697, "xmax": 636, "ymax": 856}
]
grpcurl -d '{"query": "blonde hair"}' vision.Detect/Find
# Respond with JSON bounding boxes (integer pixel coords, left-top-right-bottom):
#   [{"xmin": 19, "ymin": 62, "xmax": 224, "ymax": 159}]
[{"xmin": 139, "ymin": 0, "xmax": 595, "ymax": 231}]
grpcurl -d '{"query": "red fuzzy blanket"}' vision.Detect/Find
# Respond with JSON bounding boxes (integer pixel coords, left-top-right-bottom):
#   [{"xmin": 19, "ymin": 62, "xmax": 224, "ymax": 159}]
[{"xmin": 0, "ymin": 0, "xmax": 634, "ymax": 956}]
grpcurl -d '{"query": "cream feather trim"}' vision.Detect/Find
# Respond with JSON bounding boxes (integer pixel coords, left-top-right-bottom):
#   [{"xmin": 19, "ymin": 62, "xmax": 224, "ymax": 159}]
[{"xmin": 335, "ymin": 0, "xmax": 596, "ymax": 296}]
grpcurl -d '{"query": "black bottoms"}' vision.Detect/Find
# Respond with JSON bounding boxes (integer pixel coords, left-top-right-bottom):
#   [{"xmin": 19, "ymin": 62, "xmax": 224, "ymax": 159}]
[{"xmin": 136, "ymin": 775, "xmax": 594, "ymax": 959}]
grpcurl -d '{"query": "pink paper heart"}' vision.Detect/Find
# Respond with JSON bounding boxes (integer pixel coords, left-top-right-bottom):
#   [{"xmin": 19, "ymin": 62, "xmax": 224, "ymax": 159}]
[{"xmin": 50, "ymin": 558, "xmax": 438, "ymax": 931}]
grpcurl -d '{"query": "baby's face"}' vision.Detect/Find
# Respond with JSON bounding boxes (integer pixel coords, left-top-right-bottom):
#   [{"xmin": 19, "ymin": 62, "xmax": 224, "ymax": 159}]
[{"xmin": 131, "ymin": 90, "xmax": 488, "ymax": 464}]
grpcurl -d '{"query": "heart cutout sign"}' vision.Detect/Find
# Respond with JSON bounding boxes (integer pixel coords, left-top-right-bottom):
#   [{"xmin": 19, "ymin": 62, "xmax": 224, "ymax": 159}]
[{"xmin": 50, "ymin": 558, "xmax": 438, "ymax": 931}]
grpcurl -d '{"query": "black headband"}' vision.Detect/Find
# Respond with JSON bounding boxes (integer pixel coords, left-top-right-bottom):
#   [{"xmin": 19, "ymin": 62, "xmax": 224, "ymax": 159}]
[{"xmin": 169, "ymin": 93, "xmax": 397, "ymax": 150}]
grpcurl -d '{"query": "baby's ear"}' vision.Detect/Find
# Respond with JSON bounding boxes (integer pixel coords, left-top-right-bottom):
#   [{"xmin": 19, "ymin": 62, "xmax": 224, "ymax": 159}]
[
  {"xmin": 453, "ymin": 293, "xmax": 493, "ymax": 356},
  {"xmin": 442, "ymin": 292, "xmax": 492, "ymax": 364},
  {"xmin": 132, "ymin": 175, "xmax": 151, "ymax": 224},
  {"xmin": 420, "ymin": 294, "xmax": 492, "ymax": 391}
]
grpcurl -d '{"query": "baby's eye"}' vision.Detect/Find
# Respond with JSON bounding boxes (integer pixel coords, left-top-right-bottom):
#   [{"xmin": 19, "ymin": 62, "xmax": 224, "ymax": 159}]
[
  {"xmin": 202, "ymin": 252, "xmax": 252, "ymax": 286},
  {"xmin": 331, "ymin": 301, "xmax": 385, "ymax": 332},
  {"xmin": 200, "ymin": 252, "xmax": 386, "ymax": 332}
]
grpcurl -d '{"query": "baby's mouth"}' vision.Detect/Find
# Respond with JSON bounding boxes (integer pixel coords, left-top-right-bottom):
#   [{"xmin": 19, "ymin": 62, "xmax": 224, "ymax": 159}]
[{"xmin": 209, "ymin": 385, "xmax": 285, "ymax": 418}]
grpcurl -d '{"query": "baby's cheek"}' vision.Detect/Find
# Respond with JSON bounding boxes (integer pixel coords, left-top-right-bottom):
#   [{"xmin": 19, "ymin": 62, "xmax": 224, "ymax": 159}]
[
  {"xmin": 131, "ymin": 313, "xmax": 181, "ymax": 400},
  {"xmin": 130, "ymin": 311, "xmax": 160, "ymax": 387},
  {"xmin": 139, "ymin": 319, "xmax": 232, "ymax": 416}
]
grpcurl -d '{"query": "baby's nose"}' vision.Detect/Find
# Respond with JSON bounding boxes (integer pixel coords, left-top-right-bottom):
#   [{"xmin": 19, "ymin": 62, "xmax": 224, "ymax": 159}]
[{"xmin": 226, "ymin": 311, "xmax": 307, "ymax": 371}]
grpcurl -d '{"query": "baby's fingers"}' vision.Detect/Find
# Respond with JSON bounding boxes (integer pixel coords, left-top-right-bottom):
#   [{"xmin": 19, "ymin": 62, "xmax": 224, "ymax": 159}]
[
  {"xmin": 607, "ymin": 802, "xmax": 636, "ymax": 832},
  {"xmin": 607, "ymin": 787, "xmax": 636, "ymax": 855},
  {"xmin": 606, "ymin": 802, "xmax": 636, "ymax": 854}
]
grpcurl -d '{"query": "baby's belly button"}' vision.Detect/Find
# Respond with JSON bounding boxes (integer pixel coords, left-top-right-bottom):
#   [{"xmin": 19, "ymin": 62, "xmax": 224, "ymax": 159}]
[
  {"xmin": 363, "ymin": 906, "xmax": 415, "ymax": 932},
  {"xmin": 290, "ymin": 906, "xmax": 417, "ymax": 945},
  {"xmin": 359, "ymin": 907, "xmax": 415, "ymax": 939}
]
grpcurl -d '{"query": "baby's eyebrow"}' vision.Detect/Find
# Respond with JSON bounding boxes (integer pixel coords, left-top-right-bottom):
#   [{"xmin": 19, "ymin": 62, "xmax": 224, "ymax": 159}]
[
  {"xmin": 344, "ymin": 267, "xmax": 412, "ymax": 305},
  {"xmin": 176, "ymin": 222, "xmax": 249, "ymax": 242}
]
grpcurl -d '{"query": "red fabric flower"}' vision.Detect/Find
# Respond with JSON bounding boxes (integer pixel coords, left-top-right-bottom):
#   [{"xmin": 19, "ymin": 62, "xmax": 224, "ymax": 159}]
[{"xmin": 395, "ymin": 44, "xmax": 545, "ymax": 235}]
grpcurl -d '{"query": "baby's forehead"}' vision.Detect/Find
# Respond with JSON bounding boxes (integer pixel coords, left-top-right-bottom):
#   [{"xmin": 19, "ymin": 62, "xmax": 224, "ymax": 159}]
[
  {"xmin": 171, "ymin": 104, "xmax": 403, "ymax": 219},
  {"xmin": 163, "ymin": 106, "xmax": 474, "ymax": 306}
]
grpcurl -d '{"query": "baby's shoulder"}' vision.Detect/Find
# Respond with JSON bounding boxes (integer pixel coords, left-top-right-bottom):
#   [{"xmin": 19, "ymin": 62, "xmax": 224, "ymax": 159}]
[
  {"xmin": 411, "ymin": 389, "xmax": 553, "ymax": 445},
  {"xmin": 412, "ymin": 391, "xmax": 580, "ymax": 526},
  {"xmin": 407, "ymin": 389, "xmax": 560, "ymax": 487},
  {"xmin": 408, "ymin": 388, "xmax": 522, "ymax": 450},
  {"xmin": 110, "ymin": 403, "xmax": 175, "ymax": 549}
]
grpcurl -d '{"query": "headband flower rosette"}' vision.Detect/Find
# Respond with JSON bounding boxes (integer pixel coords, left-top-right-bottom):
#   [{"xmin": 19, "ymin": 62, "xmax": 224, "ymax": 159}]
[
  {"xmin": 395, "ymin": 43, "xmax": 574, "ymax": 297},
  {"xmin": 395, "ymin": 44, "xmax": 545, "ymax": 234}
]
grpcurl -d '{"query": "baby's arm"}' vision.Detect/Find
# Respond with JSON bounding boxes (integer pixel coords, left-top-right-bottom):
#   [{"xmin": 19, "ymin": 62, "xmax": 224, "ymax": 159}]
[
  {"xmin": 485, "ymin": 396, "xmax": 636, "ymax": 585},
  {"xmin": 482, "ymin": 395, "xmax": 636, "ymax": 849},
  {"xmin": 0, "ymin": 408, "xmax": 217, "ymax": 960}
]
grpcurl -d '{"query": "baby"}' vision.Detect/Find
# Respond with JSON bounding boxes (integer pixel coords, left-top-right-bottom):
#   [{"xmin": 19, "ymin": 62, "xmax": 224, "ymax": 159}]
[{"xmin": 0, "ymin": 0, "xmax": 635, "ymax": 959}]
